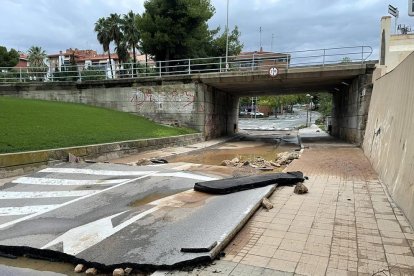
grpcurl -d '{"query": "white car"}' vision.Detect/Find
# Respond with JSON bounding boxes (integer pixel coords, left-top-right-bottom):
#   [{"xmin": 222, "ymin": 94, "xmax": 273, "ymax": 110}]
[{"xmin": 249, "ymin": 112, "xmax": 264, "ymax": 117}]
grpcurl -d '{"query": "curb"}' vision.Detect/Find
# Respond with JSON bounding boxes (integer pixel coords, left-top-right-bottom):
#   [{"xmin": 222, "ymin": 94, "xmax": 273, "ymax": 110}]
[{"xmin": 0, "ymin": 133, "xmax": 203, "ymax": 178}]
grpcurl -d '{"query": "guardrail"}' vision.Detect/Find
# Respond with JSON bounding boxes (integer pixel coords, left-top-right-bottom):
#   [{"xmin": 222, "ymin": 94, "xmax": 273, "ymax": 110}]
[{"xmin": 0, "ymin": 46, "xmax": 372, "ymax": 83}]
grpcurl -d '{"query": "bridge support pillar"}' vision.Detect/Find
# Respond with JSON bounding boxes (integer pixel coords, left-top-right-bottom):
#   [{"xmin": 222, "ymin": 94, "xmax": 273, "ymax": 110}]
[{"xmin": 331, "ymin": 73, "xmax": 373, "ymax": 145}]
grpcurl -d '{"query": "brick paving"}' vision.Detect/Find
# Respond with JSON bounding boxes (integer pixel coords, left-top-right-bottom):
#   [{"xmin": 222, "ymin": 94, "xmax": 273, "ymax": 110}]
[{"xmin": 169, "ymin": 139, "xmax": 414, "ymax": 275}]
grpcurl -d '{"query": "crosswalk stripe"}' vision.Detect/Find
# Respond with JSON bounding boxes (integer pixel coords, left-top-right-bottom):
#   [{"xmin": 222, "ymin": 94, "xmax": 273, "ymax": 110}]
[
  {"xmin": 12, "ymin": 177, "xmax": 130, "ymax": 186},
  {"xmin": 40, "ymin": 168, "xmax": 157, "ymax": 176},
  {"xmin": 154, "ymin": 172, "xmax": 217, "ymax": 181},
  {"xmin": 0, "ymin": 191, "xmax": 99, "ymax": 199},
  {"xmin": 0, "ymin": 205, "xmax": 59, "ymax": 216},
  {"xmin": 0, "ymin": 173, "xmax": 158, "ymax": 229}
]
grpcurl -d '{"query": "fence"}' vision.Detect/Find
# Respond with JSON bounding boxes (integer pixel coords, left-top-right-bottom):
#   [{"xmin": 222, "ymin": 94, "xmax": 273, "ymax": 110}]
[{"xmin": 0, "ymin": 46, "xmax": 373, "ymax": 83}]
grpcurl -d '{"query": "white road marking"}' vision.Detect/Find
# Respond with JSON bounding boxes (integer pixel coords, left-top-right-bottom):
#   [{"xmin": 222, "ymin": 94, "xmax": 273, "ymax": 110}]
[
  {"xmin": 12, "ymin": 177, "xmax": 131, "ymax": 186},
  {"xmin": 40, "ymin": 168, "xmax": 157, "ymax": 176},
  {"xmin": 0, "ymin": 191, "xmax": 99, "ymax": 199},
  {"xmin": 0, "ymin": 205, "xmax": 59, "ymax": 216},
  {"xmin": 42, "ymin": 207, "xmax": 160, "ymax": 255},
  {"xmin": 0, "ymin": 172, "xmax": 159, "ymax": 230},
  {"xmin": 154, "ymin": 172, "xmax": 217, "ymax": 181}
]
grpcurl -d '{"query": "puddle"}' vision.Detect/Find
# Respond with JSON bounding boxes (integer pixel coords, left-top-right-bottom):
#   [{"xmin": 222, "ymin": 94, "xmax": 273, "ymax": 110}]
[
  {"xmin": 0, "ymin": 256, "xmax": 78, "ymax": 275},
  {"xmin": 168, "ymin": 140, "xmax": 296, "ymax": 166},
  {"xmin": 128, "ymin": 189, "xmax": 189, "ymax": 207}
]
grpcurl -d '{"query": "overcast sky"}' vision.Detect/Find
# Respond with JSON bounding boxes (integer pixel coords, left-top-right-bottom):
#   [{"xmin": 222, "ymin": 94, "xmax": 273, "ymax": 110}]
[{"xmin": 1, "ymin": 0, "xmax": 413, "ymax": 59}]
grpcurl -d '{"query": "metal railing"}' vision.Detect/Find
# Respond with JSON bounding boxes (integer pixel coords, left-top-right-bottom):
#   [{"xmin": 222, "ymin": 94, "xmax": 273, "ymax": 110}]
[{"xmin": 0, "ymin": 46, "xmax": 372, "ymax": 84}]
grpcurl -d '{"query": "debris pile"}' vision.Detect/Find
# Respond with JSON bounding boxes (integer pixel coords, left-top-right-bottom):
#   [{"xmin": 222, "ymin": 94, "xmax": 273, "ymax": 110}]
[{"xmin": 220, "ymin": 151, "xmax": 300, "ymax": 170}]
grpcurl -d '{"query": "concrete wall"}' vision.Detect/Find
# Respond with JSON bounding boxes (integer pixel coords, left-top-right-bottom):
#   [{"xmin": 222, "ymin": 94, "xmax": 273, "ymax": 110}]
[
  {"xmin": 363, "ymin": 52, "xmax": 414, "ymax": 225},
  {"xmin": 0, "ymin": 133, "xmax": 203, "ymax": 178},
  {"xmin": 331, "ymin": 74, "xmax": 373, "ymax": 145},
  {"xmin": 0, "ymin": 80, "xmax": 238, "ymax": 139},
  {"xmin": 380, "ymin": 16, "xmax": 414, "ymax": 73}
]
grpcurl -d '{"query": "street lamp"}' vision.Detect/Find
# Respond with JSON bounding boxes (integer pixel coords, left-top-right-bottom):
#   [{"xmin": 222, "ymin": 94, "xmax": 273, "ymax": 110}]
[
  {"xmin": 306, "ymin": 94, "xmax": 313, "ymax": 127},
  {"xmin": 225, "ymin": 0, "xmax": 230, "ymax": 70}
]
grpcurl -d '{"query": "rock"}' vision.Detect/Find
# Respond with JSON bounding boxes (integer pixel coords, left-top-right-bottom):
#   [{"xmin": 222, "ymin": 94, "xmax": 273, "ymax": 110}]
[
  {"xmin": 85, "ymin": 268, "xmax": 98, "ymax": 275},
  {"xmin": 68, "ymin": 153, "xmax": 81, "ymax": 163},
  {"xmin": 221, "ymin": 160, "xmax": 231, "ymax": 166},
  {"xmin": 269, "ymin": 161, "xmax": 278, "ymax": 167},
  {"xmin": 263, "ymin": 161, "xmax": 272, "ymax": 167},
  {"xmin": 242, "ymin": 160, "xmax": 250, "ymax": 166},
  {"xmin": 113, "ymin": 268, "xmax": 124, "ymax": 276},
  {"xmin": 136, "ymin": 158, "xmax": 152, "ymax": 166},
  {"xmin": 262, "ymin": 198, "xmax": 273, "ymax": 210},
  {"xmin": 124, "ymin": 268, "xmax": 133, "ymax": 275},
  {"xmin": 74, "ymin": 264, "xmax": 84, "ymax": 273},
  {"xmin": 231, "ymin": 157, "xmax": 240, "ymax": 164},
  {"xmin": 287, "ymin": 152, "xmax": 300, "ymax": 160},
  {"xmin": 294, "ymin": 183, "xmax": 308, "ymax": 194}
]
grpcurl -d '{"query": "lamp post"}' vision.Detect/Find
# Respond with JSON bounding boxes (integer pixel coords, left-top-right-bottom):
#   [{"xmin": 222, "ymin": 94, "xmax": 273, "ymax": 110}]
[
  {"xmin": 225, "ymin": 0, "xmax": 230, "ymax": 70},
  {"xmin": 306, "ymin": 94, "xmax": 313, "ymax": 127}
]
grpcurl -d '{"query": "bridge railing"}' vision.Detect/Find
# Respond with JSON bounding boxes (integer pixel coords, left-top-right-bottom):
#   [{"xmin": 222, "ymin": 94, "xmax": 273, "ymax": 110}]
[{"xmin": 0, "ymin": 46, "xmax": 372, "ymax": 84}]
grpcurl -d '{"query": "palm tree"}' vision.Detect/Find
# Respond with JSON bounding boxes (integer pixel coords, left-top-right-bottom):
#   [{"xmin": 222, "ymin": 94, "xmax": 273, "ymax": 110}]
[
  {"xmin": 94, "ymin": 17, "xmax": 113, "ymax": 78},
  {"xmin": 28, "ymin": 46, "xmax": 47, "ymax": 67},
  {"xmin": 27, "ymin": 46, "xmax": 47, "ymax": 80},
  {"xmin": 121, "ymin": 11, "xmax": 141, "ymax": 65}
]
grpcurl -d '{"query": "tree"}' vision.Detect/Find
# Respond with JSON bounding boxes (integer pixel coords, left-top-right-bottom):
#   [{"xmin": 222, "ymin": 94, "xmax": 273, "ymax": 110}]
[
  {"xmin": 139, "ymin": 0, "xmax": 215, "ymax": 62},
  {"xmin": 27, "ymin": 46, "xmax": 47, "ymax": 80},
  {"xmin": 121, "ymin": 11, "xmax": 141, "ymax": 65},
  {"xmin": 94, "ymin": 17, "xmax": 113, "ymax": 78},
  {"xmin": 210, "ymin": 26, "xmax": 243, "ymax": 57},
  {"xmin": 0, "ymin": 46, "xmax": 19, "ymax": 68}
]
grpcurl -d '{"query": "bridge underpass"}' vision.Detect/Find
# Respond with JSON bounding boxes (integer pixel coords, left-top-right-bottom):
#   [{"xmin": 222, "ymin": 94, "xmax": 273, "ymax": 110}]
[{"xmin": 198, "ymin": 62, "xmax": 375, "ymax": 144}]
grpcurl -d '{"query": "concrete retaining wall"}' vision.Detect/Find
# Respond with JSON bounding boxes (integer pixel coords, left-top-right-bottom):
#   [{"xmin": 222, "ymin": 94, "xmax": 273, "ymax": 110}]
[
  {"xmin": 331, "ymin": 74, "xmax": 373, "ymax": 145},
  {"xmin": 0, "ymin": 79, "xmax": 238, "ymax": 139},
  {"xmin": 363, "ymin": 52, "xmax": 414, "ymax": 225},
  {"xmin": 0, "ymin": 133, "xmax": 203, "ymax": 178}
]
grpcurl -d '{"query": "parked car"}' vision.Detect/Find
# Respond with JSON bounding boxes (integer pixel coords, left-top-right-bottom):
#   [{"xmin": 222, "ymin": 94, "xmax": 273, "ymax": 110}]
[{"xmin": 249, "ymin": 111, "xmax": 264, "ymax": 117}]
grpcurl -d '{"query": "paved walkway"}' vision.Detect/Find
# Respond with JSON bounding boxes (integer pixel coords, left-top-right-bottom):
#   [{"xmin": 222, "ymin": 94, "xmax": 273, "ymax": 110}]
[{"xmin": 169, "ymin": 138, "xmax": 414, "ymax": 275}]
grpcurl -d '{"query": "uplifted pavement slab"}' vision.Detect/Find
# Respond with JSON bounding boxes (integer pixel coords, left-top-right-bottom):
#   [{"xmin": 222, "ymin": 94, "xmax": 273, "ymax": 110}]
[
  {"xmin": 0, "ymin": 163, "xmax": 274, "ymax": 270},
  {"xmin": 194, "ymin": 172, "xmax": 304, "ymax": 194}
]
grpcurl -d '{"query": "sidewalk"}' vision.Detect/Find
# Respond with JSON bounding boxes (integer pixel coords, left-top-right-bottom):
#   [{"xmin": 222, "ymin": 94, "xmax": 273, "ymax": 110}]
[{"xmin": 171, "ymin": 135, "xmax": 414, "ymax": 275}]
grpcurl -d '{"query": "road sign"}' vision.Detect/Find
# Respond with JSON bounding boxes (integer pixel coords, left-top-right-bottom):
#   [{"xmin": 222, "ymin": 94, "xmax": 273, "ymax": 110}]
[
  {"xmin": 389, "ymin": 4, "xmax": 399, "ymax": 17},
  {"xmin": 269, "ymin": 67, "xmax": 278, "ymax": 77}
]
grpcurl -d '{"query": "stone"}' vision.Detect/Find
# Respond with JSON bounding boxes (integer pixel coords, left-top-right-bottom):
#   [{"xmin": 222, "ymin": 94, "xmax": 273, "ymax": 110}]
[
  {"xmin": 270, "ymin": 161, "xmax": 278, "ymax": 167},
  {"xmin": 242, "ymin": 160, "xmax": 250, "ymax": 166},
  {"xmin": 85, "ymin": 268, "xmax": 98, "ymax": 275},
  {"xmin": 231, "ymin": 157, "xmax": 240, "ymax": 164},
  {"xmin": 124, "ymin": 268, "xmax": 133, "ymax": 275},
  {"xmin": 113, "ymin": 268, "xmax": 124, "ymax": 276},
  {"xmin": 68, "ymin": 153, "xmax": 81, "ymax": 163},
  {"xmin": 136, "ymin": 158, "xmax": 152, "ymax": 166},
  {"xmin": 262, "ymin": 198, "xmax": 273, "ymax": 210},
  {"xmin": 294, "ymin": 183, "xmax": 308, "ymax": 194},
  {"xmin": 74, "ymin": 264, "xmax": 84, "ymax": 273},
  {"xmin": 221, "ymin": 160, "xmax": 231, "ymax": 166}
]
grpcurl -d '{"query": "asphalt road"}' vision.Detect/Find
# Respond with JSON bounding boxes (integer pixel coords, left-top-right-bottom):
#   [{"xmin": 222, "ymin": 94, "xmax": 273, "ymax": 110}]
[
  {"xmin": 239, "ymin": 109, "xmax": 320, "ymax": 131},
  {"xmin": 0, "ymin": 163, "xmax": 274, "ymax": 269}
]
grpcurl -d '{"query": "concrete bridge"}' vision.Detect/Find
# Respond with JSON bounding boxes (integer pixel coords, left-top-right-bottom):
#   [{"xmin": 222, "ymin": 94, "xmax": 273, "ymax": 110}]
[{"xmin": 0, "ymin": 61, "xmax": 375, "ymax": 144}]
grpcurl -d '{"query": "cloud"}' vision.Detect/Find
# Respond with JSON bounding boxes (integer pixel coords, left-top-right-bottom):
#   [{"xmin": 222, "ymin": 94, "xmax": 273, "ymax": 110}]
[{"xmin": 1, "ymin": 0, "xmax": 410, "ymax": 59}]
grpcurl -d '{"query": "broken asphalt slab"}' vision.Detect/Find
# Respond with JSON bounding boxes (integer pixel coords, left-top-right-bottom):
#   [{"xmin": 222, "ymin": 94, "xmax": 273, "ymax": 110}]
[
  {"xmin": 194, "ymin": 171, "xmax": 305, "ymax": 194},
  {"xmin": 0, "ymin": 163, "xmax": 276, "ymax": 272}
]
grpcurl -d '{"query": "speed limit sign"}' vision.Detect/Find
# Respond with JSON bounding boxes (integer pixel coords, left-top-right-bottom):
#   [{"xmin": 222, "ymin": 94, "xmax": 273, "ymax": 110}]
[{"xmin": 269, "ymin": 67, "xmax": 278, "ymax": 77}]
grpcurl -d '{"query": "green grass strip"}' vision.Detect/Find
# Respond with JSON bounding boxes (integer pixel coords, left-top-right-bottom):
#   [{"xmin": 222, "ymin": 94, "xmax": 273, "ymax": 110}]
[{"xmin": 0, "ymin": 97, "xmax": 196, "ymax": 153}]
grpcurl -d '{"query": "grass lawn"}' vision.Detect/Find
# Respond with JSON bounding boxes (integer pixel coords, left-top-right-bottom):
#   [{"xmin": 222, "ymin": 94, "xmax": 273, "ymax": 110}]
[{"xmin": 0, "ymin": 97, "xmax": 196, "ymax": 153}]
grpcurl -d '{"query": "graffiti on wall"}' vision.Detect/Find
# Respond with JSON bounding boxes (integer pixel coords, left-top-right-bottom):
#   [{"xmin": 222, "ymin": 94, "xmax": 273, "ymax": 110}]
[{"xmin": 130, "ymin": 88, "xmax": 196, "ymax": 111}]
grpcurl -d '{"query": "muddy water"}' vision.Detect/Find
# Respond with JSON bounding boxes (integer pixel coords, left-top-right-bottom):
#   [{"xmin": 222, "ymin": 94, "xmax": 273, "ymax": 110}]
[
  {"xmin": 167, "ymin": 140, "xmax": 296, "ymax": 166},
  {"xmin": 0, "ymin": 256, "xmax": 78, "ymax": 275}
]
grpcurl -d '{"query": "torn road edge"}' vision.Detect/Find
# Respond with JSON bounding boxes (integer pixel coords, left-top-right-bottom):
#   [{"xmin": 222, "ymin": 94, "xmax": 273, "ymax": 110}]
[{"xmin": 0, "ymin": 187, "xmax": 276, "ymax": 274}]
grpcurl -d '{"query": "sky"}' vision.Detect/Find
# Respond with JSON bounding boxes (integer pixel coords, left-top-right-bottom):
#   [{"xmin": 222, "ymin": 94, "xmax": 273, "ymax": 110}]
[{"xmin": 1, "ymin": 0, "xmax": 413, "ymax": 59}]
